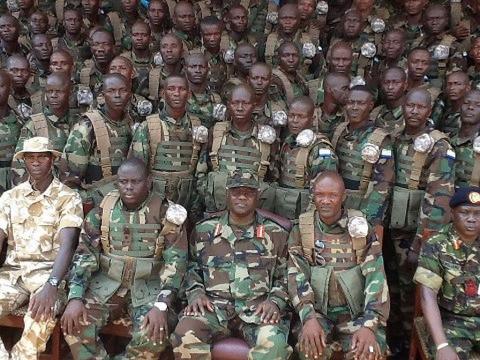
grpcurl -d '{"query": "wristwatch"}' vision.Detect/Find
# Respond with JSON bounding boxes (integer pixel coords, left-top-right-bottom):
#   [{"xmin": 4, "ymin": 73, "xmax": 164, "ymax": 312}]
[
  {"xmin": 154, "ymin": 302, "xmax": 168, "ymax": 312},
  {"xmin": 47, "ymin": 276, "xmax": 60, "ymax": 288}
]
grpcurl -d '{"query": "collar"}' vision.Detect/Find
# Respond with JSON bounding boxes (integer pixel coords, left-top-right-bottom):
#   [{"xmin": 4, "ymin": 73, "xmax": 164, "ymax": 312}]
[
  {"xmin": 20, "ymin": 176, "xmax": 59, "ymax": 198},
  {"xmin": 316, "ymin": 209, "xmax": 349, "ymax": 233}
]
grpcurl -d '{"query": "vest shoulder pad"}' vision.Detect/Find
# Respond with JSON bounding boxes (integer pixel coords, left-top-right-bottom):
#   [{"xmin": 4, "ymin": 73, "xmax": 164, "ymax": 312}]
[{"xmin": 256, "ymin": 208, "xmax": 292, "ymax": 232}]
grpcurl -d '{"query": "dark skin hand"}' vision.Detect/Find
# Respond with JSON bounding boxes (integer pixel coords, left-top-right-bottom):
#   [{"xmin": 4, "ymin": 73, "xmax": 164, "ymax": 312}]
[
  {"xmin": 184, "ymin": 294, "xmax": 214, "ymax": 316},
  {"xmin": 349, "ymin": 327, "xmax": 381, "ymax": 360},
  {"xmin": 142, "ymin": 307, "xmax": 169, "ymax": 344},
  {"xmin": 61, "ymin": 299, "xmax": 88, "ymax": 335},
  {"xmin": 299, "ymin": 317, "xmax": 327, "ymax": 359},
  {"xmin": 254, "ymin": 299, "xmax": 280, "ymax": 324},
  {"xmin": 29, "ymin": 227, "xmax": 80, "ymax": 322}
]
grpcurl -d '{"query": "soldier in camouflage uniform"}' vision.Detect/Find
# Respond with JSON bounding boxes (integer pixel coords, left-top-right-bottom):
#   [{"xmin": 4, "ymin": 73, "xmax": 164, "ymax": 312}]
[
  {"xmin": 54, "ymin": 8, "xmax": 91, "ymax": 64},
  {"xmin": 331, "ymin": 86, "xmax": 394, "ymax": 226},
  {"xmin": 414, "ymin": 186, "xmax": 480, "ymax": 360},
  {"xmin": 0, "ymin": 136, "xmax": 83, "ymax": 360},
  {"xmin": 431, "ymin": 71, "xmax": 471, "ymax": 136},
  {"xmin": 27, "ymin": 34, "xmax": 52, "ymax": 89},
  {"xmin": 184, "ymin": 53, "xmax": 222, "ymax": 129},
  {"xmin": 274, "ymin": 96, "xmax": 338, "ymax": 220},
  {"xmin": 390, "ymin": 88, "xmax": 455, "ymax": 347},
  {"xmin": 468, "ymin": 37, "xmax": 480, "ymax": 89},
  {"xmin": 406, "ymin": 48, "xmax": 441, "ymax": 104},
  {"xmin": 387, "ymin": 0, "xmax": 427, "ymax": 51},
  {"xmin": 129, "ymin": 75, "xmax": 205, "ymax": 216},
  {"xmin": 171, "ymin": 1, "xmax": 201, "ymax": 52},
  {"xmin": 76, "ymin": 29, "xmax": 115, "ymax": 97},
  {"xmin": 62, "ymin": 158, "xmax": 187, "ymax": 360},
  {"xmin": 0, "ymin": 14, "xmax": 29, "ymax": 68},
  {"xmin": 12, "ymin": 72, "xmax": 77, "ymax": 186},
  {"xmin": 373, "ymin": 66, "xmax": 406, "ymax": 137},
  {"xmin": 61, "ymin": 74, "xmax": 133, "ymax": 205},
  {"xmin": 270, "ymin": 41, "xmax": 309, "ymax": 105},
  {"xmin": 452, "ymin": 89, "xmax": 480, "ymax": 188},
  {"xmin": 0, "ymin": 70, "xmax": 22, "ymax": 195},
  {"xmin": 172, "ymin": 168, "xmax": 292, "ymax": 360},
  {"xmin": 248, "ymin": 62, "xmax": 288, "ymax": 133},
  {"xmin": 198, "ymin": 84, "xmax": 278, "ymax": 213},
  {"xmin": 146, "ymin": 0, "xmax": 173, "ymax": 52},
  {"xmin": 222, "ymin": 5, "xmax": 260, "ymax": 51},
  {"xmin": 288, "ymin": 171, "xmax": 389, "ymax": 360}
]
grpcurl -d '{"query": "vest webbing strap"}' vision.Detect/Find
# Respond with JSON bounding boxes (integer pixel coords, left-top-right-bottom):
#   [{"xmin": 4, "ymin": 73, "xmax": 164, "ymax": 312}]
[
  {"xmin": 189, "ymin": 115, "xmax": 202, "ymax": 170},
  {"xmin": 146, "ymin": 114, "xmax": 164, "ymax": 169},
  {"xmin": 295, "ymin": 147, "xmax": 310, "ymax": 188},
  {"xmin": 307, "ymin": 78, "xmax": 321, "ymax": 103},
  {"xmin": 100, "ymin": 191, "xmax": 120, "ymax": 254},
  {"xmin": 107, "ymin": 12, "xmax": 122, "ymax": 46},
  {"xmin": 265, "ymin": 33, "xmax": 278, "ymax": 64},
  {"xmin": 55, "ymin": 0, "xmax": 64, "ymax": 22},
  {"xmin": 31, "ymin": 91, "xmax": 43, "ymax": 114},
  {"xmin": 240, "ymin": 0, "xmax": 249, "ymax": 9},
  {"xmin": 149, "ymin": 68, "xmax": 161, "ymax": 101},
  {"xmin": 166, "ymin": 0, "xmax": 175, "ymax": 16},
  {"xmin": 360, "ymin": 128, "xmax": 388, "ymax": 192},
  {"xmin": 450, "ymin": 2, "xmax": 462, "ymax": 27},
  {"xmin": 210, "ymin": 121, "xmax": 229, "ymax": 171},
  {"xmin": 471, "ymin": 153, "xmax": 480, "ymax": 187},
  {"xmin": 331, "ymin": 122, "xmax": 348, "ymax": 149},
  {"xmin": 7, "ymin": 96, "xmax": 17, "ymax": 112},
  {"xmin": 409, "ymin": 130, "xmax": 448, "ymax": 190},
  {"xmin": 197, "ymin": 0, "xmax": 210, "ymax": 17},
  {"xmin": 80, "ymin": 60, "xmax": 93, "ymax": 86},
  {"xmin": 258, "ymin": 140, "xmax": 271, "ymax": 179},
  {"xmin": 84, "ymin": 111, "xmax": 112, "ymax": 177},
  {"xmin": 299, "ymin": 209, "xmax": 315, "ymax": 264},
  {"xmin": 31, "ymin": 113, "xmax": 49, "ymax": 138},
  {"xmin": 272, "ymin": 69, "xmax": 295, "ymax": 104},
  {"xmin": 220, "ymin": 33, "xmax": 230, "ymax": 52}
]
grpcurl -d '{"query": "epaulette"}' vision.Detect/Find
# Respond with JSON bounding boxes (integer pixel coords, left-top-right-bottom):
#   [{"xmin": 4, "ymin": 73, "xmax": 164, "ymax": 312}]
[{"xmin": 256, "ymin": 208, "xmax": 292, "ymax": 232}]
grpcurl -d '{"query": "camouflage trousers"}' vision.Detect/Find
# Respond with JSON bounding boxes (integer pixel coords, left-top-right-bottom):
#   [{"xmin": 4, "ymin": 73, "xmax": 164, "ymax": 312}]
[
  {"xmin": 171, "ymin": 311, "xmax": 292, "ymax": 360},
  {"xmin": 0, "ymin": 271, "xmax": 62, "ymax": 360},
  {"xmin": 391, "ymin": 230, "xmax": 416, "ymax": 338},
  {"xmin": 65, "ymin": 290, "xmax": 176, "ymax": 360},
  {"xmin": 293, "ymin": 306, "xmax": 387, "ymax": 360},
  {"xmin": 431, "ymin": 311, "xmax": 480, "ymax": 360}
]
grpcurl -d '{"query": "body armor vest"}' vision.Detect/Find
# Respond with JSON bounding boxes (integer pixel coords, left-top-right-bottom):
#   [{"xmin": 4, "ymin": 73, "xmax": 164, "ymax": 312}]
[
  {"xmin": 454, "ymin": 137, "xmax": 480, "ymax": 187},
  {"xmin": 30, "ymin": 113, "xmax": 70, "ymax": 152}
]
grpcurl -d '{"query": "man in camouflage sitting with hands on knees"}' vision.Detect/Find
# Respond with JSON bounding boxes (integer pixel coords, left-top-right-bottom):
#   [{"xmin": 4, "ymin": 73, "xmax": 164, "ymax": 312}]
[
  {"xmin": 172, "ymin": 168, "xmax": 292, "ymax": 360},
  {"xmin": 288, "ymin": 171, "xmax": 389, "ymax": 360},
  {"xmin": 62, "ymin": 158, "xmax": 188, "ymax": 360}
]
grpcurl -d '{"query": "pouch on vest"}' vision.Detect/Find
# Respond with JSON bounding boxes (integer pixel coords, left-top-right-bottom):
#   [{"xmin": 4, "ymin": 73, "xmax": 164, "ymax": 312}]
[
  {"xmin": 274, "ymin": 187, "xmax": 310, "ymax": 220},
  {"xmin": 337, "ymin": 265, "xmax": 365, "ymax": 318},
  {"xmin": 390, "ymin": 186, "xmax": 425, "ymax": 231},
  {"xmin": 89, "ymin": 271, "xmax": 122, "ymax": 304},
  {"xmin": 152, "ymin": 177, "xmax": 167, "ymax": 198},
  {"xmin": 345, "ymin": 189, "xmax": 364, "ymax": 210},
  {"xmin": 89, "ymin": 181, "xmax": 117, "ymax": 207},
  {"xmin": 310, "ymin": 266, "xmax": 333, "ymax": 315},
  {"xmin": 206, "ymin": 171, "xmax": 228, "ymax": 212},
  {"xmin": 176, "ymin": 177, "xmax": 195, "ymax": 209},
  {"xmin": 258, "ymin": 181, "xmax": 275, "ymax": 212}
]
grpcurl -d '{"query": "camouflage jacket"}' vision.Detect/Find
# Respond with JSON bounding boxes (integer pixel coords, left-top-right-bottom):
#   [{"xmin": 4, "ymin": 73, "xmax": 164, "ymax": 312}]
[
  {"xmin": 393, "ymin": 128, "xmax": 455, "ymax": 241},
  {"xmin": 186, "ymin": 90, "xmax": 221, "ymax": 129},
  {"xmin": 55, "ymin": 33, "xmax": 92, "ymax": 63},
  {"xmin": 288, "ymin": 209, "xmax": 389, "ymax": 331},
  {"xmin": 451, "ymin": 131, "xmax": 480, "ymax": 188},
  {"xmin": 387, "ymin": 15, "xmax": 423, "ymax": 51},
  {"xmin": 0, "ymin": 109, "xmax": 23, "ymax": 193},
  {"xmin": 414, "ymin": 223, "xmax": 480, "ymax": 316},
  {"xmin": 173, "ymin": 29, "xmax": 202, "ymax": 53},
  {"xmin": 333, "ymin": 122, "xmax": 395, "ymax": 225},
  {"xmin": 373, "ymin": 104, "xmax": 404, "ymax": 137},
  {"xmin": 186, "ymin": 210, "xmax": 290, "ymax": 324},
  {"xmin": 68, "ymin": 192, "xmax": 187, "ymax": 307}
]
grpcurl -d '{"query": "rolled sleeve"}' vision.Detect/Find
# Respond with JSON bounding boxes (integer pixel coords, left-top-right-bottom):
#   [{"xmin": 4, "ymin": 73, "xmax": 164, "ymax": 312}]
[
  {"xmin": 414, "ymin": 266, "xmax": 443, "ymax": 292},
  {"xmin": 58, "ymin": 192, "xmax": 84, "ymax": 230}
]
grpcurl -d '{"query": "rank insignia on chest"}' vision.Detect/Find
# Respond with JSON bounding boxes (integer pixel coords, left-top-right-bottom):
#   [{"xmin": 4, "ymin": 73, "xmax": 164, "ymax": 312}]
[
  {"xmin": 256, "ymin": 225, "xmax": 265, "ymax": 239},
  {"xmin": 214, "ymin": 224, "xmax": 222, "ymax": 237},
  {"xmin": 464, "ymin": 279, "xmax": 478, "ymax": 297}
]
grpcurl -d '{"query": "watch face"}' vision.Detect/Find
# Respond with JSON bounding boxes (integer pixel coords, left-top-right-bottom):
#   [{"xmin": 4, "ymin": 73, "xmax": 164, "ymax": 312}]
[{"xmin": 156, "ymin": 302, "xmax": 167, "ymax": 311}]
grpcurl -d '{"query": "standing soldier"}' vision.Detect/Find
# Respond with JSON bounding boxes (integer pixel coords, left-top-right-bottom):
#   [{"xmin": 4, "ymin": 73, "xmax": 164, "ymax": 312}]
[
  {"xmin": 452, "ymin": 89, "xmax": 480, "ymax": 188},
  {"xmin": 0, "ymin": 14, "xmax": 29, "ymax": 67},
  {"xmin": 199, "ymin": 84, "xmax": 277, "ymax": 213},
  {"xmin": 390, "ymin": 88, "xmax": 455, "ymax": 350},
  {"xmin": 147, "ymin": 0, "xmax": 172, "ymax": 52},
  {"xmin": 12, "ymin": 72, "xmax": 76, "ymax": 186},
  {"xmin": 55, "ymin": 7, "xmax": 91, "ymax": 63},
  {"xmin": 61, "ymin": 74, "xmax": 133, "ymax": 206},
  {"xmin": 288, "ymin": 171, "xmax": 389, "ymax": 360},
  {"xmin": 62, "ymin": 158, "xmax": 187, "ymax": 360},
  {"xmin": 27, "ymin": 34, "xmax": 53, "ymax": 89},
  {"xmin": 0, "ymin": 136, "xmax": 83, "ymax": 360},
  {"xmin": 414, "ymin": 186, "xmax": 480, "ymax": 360},
  {"xmin": 171, "ymin": 1, "xmax": 201, "ymax": 52},
  {"xmin": 129, "ymin": 75, "xmax": 205, "ymax": 216},
  {"xmin": 331, "ymin": 86, "xmax": 394, "ymax": 226},
  {"xmin": 373, "ymin": 66, "xmax": 407, "ymax": 137},
  {"xmin": 387, "ymin": 0, "xmax": 427, "ymax": 50},
  {"xmin": 0, "ymin": 70, "xmax": 22, "ymax": 195},
  {"xmin": 172, "ymin": 168, "xmax": 292, "ymax": 360},
  {"xmin": 468, "ymin": 37, "xmax": 480, "ymax": 89},
  {"xmin": 274, "ymin": 96, "xmax": 337, "ymax": 220},
  {"xmin": 406, "ymin": 48, "xmax": 441, "ymax": 103}
]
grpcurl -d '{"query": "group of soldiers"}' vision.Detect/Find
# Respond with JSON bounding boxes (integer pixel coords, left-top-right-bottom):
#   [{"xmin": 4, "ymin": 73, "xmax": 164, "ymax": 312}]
[{"xmin": 0, "ymin": 0, "xmax": 480, "ymax": 359}]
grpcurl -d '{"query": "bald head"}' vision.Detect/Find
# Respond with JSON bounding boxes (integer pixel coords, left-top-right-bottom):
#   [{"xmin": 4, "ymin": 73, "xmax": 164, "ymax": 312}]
[
  {"xmin": 165, "ymin": 75, "xmax": 188, "ymax": 88},
  {"xmin": 103, "ymin": 73, "xmax": 130, "ymax": 90},
  {"xmin": 6, "ymin": 54, "xmax": 29, "ymax": 70},
  {"xmin": 118, "ymin": 157, "xmax": 149, "ymax": 179},
  {"xmin": 382, "ymin": 66, "xmax": 406, "ymax": 81},
  {"xmin": 290, "ymin": 96, "xmax": 315, "ymax": 114},
  {"xmin": 325, "ymin": 72, "xmax": 350, "ymax": 88},
  {"xmin": 313, "ymin": 171, "xmax": 345, "ymax": 193},
  {"xmin": 405, "ymin": 88, "xmax": 431, "ymax": 106},
  {"xmin": 46, "ymin": 72, "xmax": 71, "ymax": 89},
  {"xmin": 184, "ymin": 52, "xmax": 207, "ymax": 66},
  {"xmin": 328, "ymin": 42, "xmax": 353, "ymax": 73}
]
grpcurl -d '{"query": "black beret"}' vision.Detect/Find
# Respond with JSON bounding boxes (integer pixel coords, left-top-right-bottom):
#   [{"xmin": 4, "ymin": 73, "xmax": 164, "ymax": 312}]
[{"xmin": 449, "ymin": 187, "xmax": 480, "ymax": 208}]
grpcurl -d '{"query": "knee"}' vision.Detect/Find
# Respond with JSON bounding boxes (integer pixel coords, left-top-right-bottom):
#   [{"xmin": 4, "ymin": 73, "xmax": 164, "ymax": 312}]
[
  {"xmin": 254, "ymin": 325, "xmax": 290, "ymax": 354},
  {"xmin": 171, "ymin": 316, "xmax": 211, "ymax": 349}
]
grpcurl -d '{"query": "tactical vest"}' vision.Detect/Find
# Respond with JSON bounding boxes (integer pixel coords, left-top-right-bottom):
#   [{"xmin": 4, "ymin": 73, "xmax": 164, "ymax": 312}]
[
  {"xmin": 454, "ymin": 138, "xmax": 480, "ymax": 187},
  {"xmin": 332, "ymin": 123, "xmax": 388, "ymax": 209},
  {"xmin": 265, "ymin": 32, "xmax": 312, "ymax": 66},
  {"xmin": 390, "ymin": 130, "xmax": 448, "ymax": 231},
  {"xmin": 94, "ymin": 190, "xmax": 167, "ymax": 306},
  {"xmin": 148, "ymin": 68, "xmax": 162, "ymax": 101},
  {"xmin": 299, "ymin": 209, "xmax": 367, "ymax": 316},
  {"xmin": 145, "ymin": 113, "xmax": 201, "ymax": 205},
  {"xmin": 0, "ymin": 113, "xmax": 21, "ymax": 192},
  {"xmin": 30, "ymin": 113, "xmax": 69, "ymax": 152},
  {"xmin": 107, "ymin": 12, "xmax": 122, "ymax": 47},
  {"xmin": 79, "ymin": 59, "xmax": 94, "ymax": 87}
]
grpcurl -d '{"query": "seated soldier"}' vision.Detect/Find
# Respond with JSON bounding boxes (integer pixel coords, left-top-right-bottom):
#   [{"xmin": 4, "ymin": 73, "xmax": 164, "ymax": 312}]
[
  {"xmin": 172, "ymin": 168, "xmax": 292, "ymax": 360},
  {"xmin": 414, "ymin": 186, "xmax": 480, "ymax": 360},
  {"xmin": 0, "ymin": 136, "xmax": 83, "ymax": 359},
  {"xmin": 62, "ymin": 158, "xmax": 187, "ymax": 360},
  {"xmin": 288, "ymin": 171, "xmax": 389, "ymax": 360}
]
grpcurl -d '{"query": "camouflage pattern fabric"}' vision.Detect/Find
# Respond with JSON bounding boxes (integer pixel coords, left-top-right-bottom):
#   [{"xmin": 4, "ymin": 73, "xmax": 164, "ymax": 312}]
[
  {"xmin": 451, "ymin": 131, "xmax": 480, "ymax": 188},
  {"xmin": 373, "ymin": 104, "xmax": 405, "ymax": 137},
  {"xmin": 173, "ymin": 29, "xmax": 202, "ymax": 53},
  {"xmin": 186, "ymin": 91, "xmax": 222, "ymax": 129},
  {"xmin": 288, "ymin": 210, "xmax": 389, "ymax": 357},
  {"xmin": 0, "ymin": 108, "xmax": 22, "ymax": 194},
  {"xmin": 171, "ymin": 210, "xmax": 292, "ymax": 360}
]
